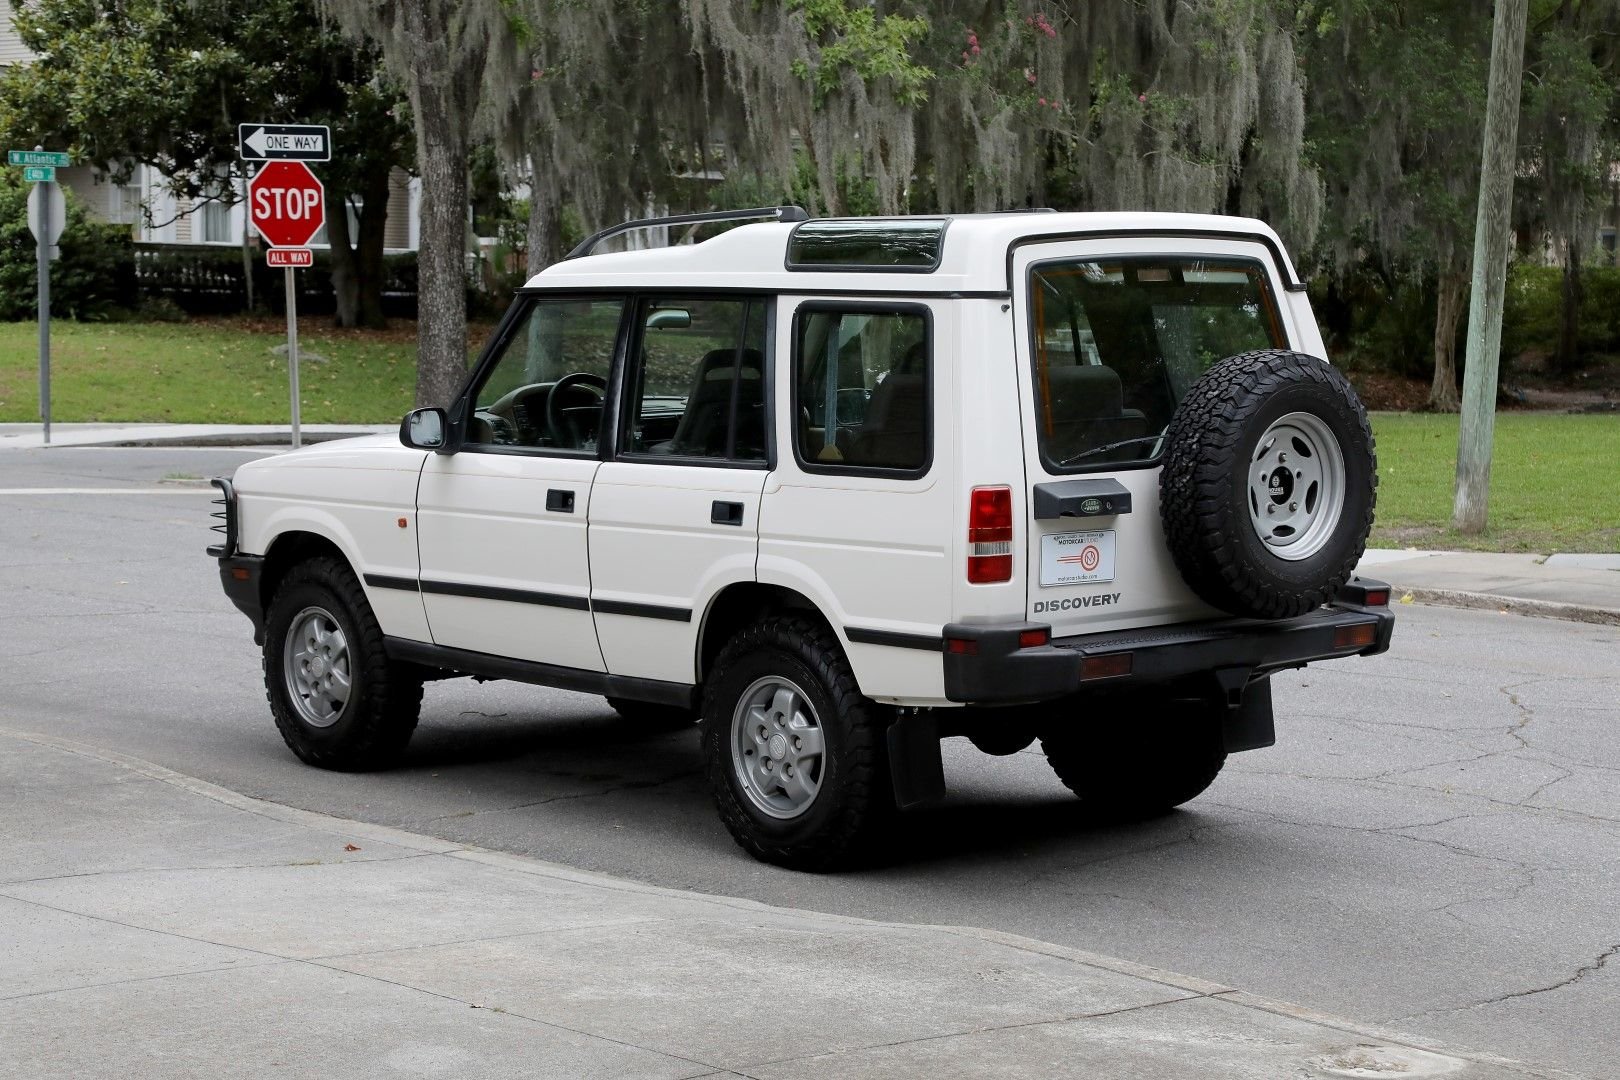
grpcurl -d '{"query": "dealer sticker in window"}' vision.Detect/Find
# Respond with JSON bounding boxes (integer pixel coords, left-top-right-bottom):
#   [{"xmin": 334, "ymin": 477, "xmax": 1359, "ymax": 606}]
[{"xmin": 1040, "ymin": 530, "xmax": 1116, "ymax": 587}]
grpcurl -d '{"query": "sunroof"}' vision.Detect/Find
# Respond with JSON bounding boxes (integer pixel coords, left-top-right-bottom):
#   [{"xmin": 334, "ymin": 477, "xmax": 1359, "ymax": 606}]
[{"xmin": 786, "ymin": 219, "xmax": 946, "ymax": 271}]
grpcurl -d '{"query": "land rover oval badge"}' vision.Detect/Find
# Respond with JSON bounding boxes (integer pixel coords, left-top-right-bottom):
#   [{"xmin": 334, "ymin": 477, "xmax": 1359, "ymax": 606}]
[{"xmin": 1080, "ymin": 497, "xmax": 1102, "ymax": 515}]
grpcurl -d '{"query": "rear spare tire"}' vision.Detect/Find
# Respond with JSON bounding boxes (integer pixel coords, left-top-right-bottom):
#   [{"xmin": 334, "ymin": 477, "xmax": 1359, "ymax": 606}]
[{"xmin": 1159, "ymin": 350, "xmax": 1375, "ymax": 620}]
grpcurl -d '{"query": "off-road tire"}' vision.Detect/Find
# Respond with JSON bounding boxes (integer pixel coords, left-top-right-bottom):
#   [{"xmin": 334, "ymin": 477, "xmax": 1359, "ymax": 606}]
[
  {"xmin": 263, "ymin": 556, "xmax": 423, "ymax": 771},
  {"xmin": 1040, "ymin": 696, "xmax": 1227, "ymax": 819},
  {"xmin": 1159, "ymin": 349, "xmax": 1376, "ymax": 620},
  {"xmin": 701, "ymin": 615, "xmax": 893, "ymax": 871},
  {"xmin": 606, "ymin": 697, "xmax": 698, "ymax": 732}
]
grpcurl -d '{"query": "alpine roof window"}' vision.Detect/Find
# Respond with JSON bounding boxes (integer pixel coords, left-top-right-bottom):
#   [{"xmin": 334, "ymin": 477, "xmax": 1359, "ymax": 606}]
[{"xmin": 786, "ymin": 219, "xmax": 946, "ymax": 271}]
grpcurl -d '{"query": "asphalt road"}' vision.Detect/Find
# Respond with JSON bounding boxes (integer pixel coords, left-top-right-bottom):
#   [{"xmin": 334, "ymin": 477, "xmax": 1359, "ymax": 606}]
[{"xmin": 4, "ymin": 446, "xmax": 1617, "ymax": 1078}]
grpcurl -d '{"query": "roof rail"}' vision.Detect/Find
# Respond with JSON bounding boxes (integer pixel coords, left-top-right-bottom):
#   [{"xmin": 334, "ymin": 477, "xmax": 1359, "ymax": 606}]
[{"xmin": 564, "ymin": 205, "xmax": 811, "ymax": 261}]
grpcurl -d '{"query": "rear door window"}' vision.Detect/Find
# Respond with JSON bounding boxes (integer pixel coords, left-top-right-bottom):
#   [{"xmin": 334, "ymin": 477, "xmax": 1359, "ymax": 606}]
[
  {"xmin": 1030, "ymin": 257, "xmax": 1284, "ymax": 472},
  {"xmin": 792, "ymin": 304, "xmax": 931, "ymax": 475}
]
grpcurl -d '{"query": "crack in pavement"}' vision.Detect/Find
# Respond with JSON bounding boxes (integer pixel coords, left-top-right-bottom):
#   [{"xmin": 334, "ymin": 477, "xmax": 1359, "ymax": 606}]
[
  {"xmin": 422, "ymin": 769, "xmax": 697, "ymax": 823},
  {"xmin": 1391, "ymin": 943, "xmax": 1620, "ymax": 1022}
]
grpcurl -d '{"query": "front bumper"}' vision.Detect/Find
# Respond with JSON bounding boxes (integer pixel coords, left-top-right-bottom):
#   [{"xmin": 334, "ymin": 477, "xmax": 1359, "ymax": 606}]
[
  {"xmin": 942, "ymin": 586, "xmax": 1395, "ymax": 705},
  {"xmin": 207, "ymin": 476, "xmax": 267, "ymax": 644},
  {"xmin": 217, "ymin": 555, "xmax": 267, "ymax": 645}
]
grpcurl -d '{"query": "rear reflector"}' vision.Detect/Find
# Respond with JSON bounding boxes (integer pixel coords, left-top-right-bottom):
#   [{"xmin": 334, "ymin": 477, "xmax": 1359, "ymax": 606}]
[
  {"xmin": 1363, "ymin": 589, "xmax": 1390, "ymax": 607},
  {"xmin": 1018, "ymin": 628, "xmax": 1050, "ymax": 649},
  {"xmin": 1333, "ymin": 623, "xmax": 1378, "ymax": 650},
  {"xmin": 944, "ymin": 637, "xmax": 979, "ymax": 656},
  {"xmin": 967, "ymin": 486, "xmax": 1014, "ymax": 584},
  {"xmin": 1080, "ymin": 653, "xmax": 1133, "ymax": 680}
]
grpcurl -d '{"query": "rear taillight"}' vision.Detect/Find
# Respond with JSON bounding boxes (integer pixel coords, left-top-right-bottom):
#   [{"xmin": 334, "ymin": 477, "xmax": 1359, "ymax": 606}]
[{"xmin": 967, "ymin": 486, "xmax": 1013, "ymax": 584}]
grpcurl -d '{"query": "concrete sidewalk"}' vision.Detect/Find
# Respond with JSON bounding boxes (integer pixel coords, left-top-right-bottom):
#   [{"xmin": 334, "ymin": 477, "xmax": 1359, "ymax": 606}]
[
  {"xmin": 0, "ymin": 422, "xmax": 391, "ymax": 449},
  {"xmin": 1357, "ymin": 549, "xmax": 1620, "ymax": 625},
  {"xmin": 0, "ymin": 727, "xmax": 1569, "ymax": 1080}
]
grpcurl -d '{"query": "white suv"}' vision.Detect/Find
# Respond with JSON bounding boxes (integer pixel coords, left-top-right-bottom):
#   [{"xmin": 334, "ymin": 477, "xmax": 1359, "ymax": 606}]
[{"xmin": 210, "ymin": 207, "xmax": 1394, "ymax": 870}]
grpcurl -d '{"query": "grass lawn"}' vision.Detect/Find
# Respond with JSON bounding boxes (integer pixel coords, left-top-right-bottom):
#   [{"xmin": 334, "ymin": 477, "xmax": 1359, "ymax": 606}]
[
  {"xmin": 0, "ymin": 317, "xmax": 483, "ymax": 425},
  {"xmin": 1370, "ymin": 412, "xmax": 1620, "ymax": 553}
]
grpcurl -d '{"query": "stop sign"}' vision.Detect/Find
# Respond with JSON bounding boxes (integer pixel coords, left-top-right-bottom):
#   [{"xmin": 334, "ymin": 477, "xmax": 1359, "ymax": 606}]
[{"xmin": 249, "ymin": 160, "xmax": 325, "ymax": 248}]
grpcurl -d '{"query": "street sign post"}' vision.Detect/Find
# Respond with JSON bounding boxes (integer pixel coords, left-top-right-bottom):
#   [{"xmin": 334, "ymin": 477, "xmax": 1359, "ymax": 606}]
[
  {"xmin": 19, "ymin": 150, "xmax": 67, "ymax": 444},
  {"xmin": 249, "ymin": 159, "xmax": 326, "ymax": 449},
  {"xmin": 237, "ymin": 123, "xmax": 331, "ymax": 162}
]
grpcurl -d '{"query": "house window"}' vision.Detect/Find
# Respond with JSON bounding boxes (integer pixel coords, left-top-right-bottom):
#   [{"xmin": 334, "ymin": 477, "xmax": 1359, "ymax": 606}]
[{"xmin": 201, "ymin": 197, "xmax": 233, "ymax": 243}]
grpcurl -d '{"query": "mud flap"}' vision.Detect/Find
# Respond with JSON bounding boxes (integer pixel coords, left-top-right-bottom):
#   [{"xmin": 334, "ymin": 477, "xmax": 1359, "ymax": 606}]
[
  {"xmin": 888, "ymin": 709, "xmax": 946, "ymax": 809},
  {"xmin": 1217, "ymin": 670, "xmax": 1276, "ymax": 753}
]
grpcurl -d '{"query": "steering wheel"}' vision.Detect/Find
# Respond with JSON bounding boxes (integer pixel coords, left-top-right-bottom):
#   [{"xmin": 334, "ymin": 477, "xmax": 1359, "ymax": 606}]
[{"xmin": 544, "ymin": 371, "xmax": 608, "ymax": 448}]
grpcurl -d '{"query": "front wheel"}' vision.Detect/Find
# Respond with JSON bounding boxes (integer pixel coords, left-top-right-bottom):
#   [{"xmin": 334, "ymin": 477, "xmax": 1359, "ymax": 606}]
[
  {"xmin": 1040, "ymin": 695, "xmax": 1227, "ymax": 820},
  {"xmin": 263, "ymin": 556, "xmax": 423, "ymax": 771},
  {"xmin": 700, "ymin": 615, "xmax": 892, "ymax": 870}
]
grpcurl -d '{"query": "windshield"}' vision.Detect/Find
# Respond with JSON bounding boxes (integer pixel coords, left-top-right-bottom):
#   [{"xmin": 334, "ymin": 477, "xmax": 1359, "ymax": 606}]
[{"xmin": 1029, "ymin": 256, "xmax": 1284, "ymax": 471}]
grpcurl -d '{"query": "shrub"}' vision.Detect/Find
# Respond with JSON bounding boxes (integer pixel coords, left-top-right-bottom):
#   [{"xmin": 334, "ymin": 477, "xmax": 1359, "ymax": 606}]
[{"xmin": 0, "ymin": 170, "xmax": 137, "ymax": 320}]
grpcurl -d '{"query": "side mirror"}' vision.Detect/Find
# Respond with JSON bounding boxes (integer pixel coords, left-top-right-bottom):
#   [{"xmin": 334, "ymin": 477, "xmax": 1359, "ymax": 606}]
[
  {"xmin": 400, "ymin": 407, "xmax": 450, "ymax": 451},
  {"xmin": 645, "ymin": 308, "xmax": 691, "ymax": 330}
]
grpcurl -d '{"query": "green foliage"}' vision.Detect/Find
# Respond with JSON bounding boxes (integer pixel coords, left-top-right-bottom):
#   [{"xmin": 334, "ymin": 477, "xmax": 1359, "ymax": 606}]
[
  {"xmin": 0, "ymin": 0, "xmax": 411, "ymax": 203},
  {"xmin": 790, "ymin": 0, "xmax": 933, "ymax": 107},
  {"xmin": 0, "ymin": 173, "xmax": 134, "ymax": 321},
  {"xmin": 1502, "ymin": 264, "xmax": 1620, "ymax": 365}
]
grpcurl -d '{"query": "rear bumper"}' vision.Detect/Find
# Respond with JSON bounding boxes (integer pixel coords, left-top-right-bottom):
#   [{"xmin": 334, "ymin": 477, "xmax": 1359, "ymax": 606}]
[{"xmin": 942, "ymin": 587, "xmax": 1395, "ymax": 705}]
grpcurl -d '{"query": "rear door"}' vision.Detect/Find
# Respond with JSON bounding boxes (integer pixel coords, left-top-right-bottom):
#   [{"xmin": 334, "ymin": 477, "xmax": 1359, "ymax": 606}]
[
  {"xmin": 587, "ymin": 296, "xmax": 770, "ymax": 684},
  {"xmin": 1010, "ymin": 237, "xmax": 1301, "ymax": 637}
]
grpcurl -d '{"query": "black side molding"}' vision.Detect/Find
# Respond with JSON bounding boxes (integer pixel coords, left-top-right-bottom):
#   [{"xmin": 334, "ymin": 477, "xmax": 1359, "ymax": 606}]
[
  {"xmin": 385, "ymin": 637, "xmax": 696, "ymax": 709},
  {"xmin": 845, "ymin": 627, "xmax": 943, "ymax": 651},
  {"xmin": 1032, "ymin": 478, "xmax": 1132, "ymax": 520}
]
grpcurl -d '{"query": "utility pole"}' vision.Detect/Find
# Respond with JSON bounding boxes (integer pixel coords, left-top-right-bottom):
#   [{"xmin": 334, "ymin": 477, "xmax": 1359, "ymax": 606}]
[{"xmin": 1453, "ymin": 0, "xmax": 1530, "ymax": 534}]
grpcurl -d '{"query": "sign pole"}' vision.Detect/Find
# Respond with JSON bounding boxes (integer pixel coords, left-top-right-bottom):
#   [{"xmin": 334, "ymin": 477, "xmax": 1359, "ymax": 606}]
[
  {"xmin": 285, "ymin": 265, "xmax": 301, "ymax": 449},
  {"xmin": 36, "ymin": 174, "xmax": 50, "ymax": 445}
]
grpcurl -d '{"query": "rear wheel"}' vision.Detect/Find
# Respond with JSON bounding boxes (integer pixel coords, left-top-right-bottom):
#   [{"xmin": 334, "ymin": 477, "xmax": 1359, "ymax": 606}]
[
  {"xmin": 263, "ymin": 556, "xmax": 423, "ymax": 771},
  {"xmin": 701, "ymin": 614, "xmax": 892, "ymax": 870},
  {"xmin": 1040, "ymin": 695, "xmax": 1226, "ymax": 820}
]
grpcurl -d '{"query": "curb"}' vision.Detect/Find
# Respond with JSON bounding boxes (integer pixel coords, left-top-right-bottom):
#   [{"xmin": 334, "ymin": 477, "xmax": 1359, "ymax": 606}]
[
  {"xmin": 0, "ymin": 724, "xmax": 1579, "ymax": 1080},
  {"xmin": 1393, "ymin": 586, "xmax": 1620, "ymax": 627}
]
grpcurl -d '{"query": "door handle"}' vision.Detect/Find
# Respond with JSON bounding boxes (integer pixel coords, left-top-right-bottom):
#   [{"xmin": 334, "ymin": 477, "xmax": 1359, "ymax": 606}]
[
  {"xmin": 711, "ymin": 500, "xmax": 745, "ymax": 526},
  {"xmin": 546, "ymin": 488, "xmax": 575, "ymax": 513}
]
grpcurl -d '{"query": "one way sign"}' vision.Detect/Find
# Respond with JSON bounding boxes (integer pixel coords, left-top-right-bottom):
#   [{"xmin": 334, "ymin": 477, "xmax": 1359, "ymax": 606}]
[{"xmin": 238, "ymin": 123, "xmax": 331, "ymax": 162}]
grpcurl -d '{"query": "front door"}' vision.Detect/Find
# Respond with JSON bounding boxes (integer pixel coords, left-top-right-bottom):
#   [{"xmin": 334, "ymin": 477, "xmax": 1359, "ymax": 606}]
[
  {"xmin": 588, "ymin": 296, "xmax": 771, "ymax": 684},
  {"xmin": 414, "ymin": 295, "xmax": 625, "ymax": 670}
]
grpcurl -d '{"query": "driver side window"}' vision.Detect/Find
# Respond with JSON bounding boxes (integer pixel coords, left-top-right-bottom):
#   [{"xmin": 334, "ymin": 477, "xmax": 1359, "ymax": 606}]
[{"xmin": 471, "ymin": 297, "xmax": 624, "ymax": 451}]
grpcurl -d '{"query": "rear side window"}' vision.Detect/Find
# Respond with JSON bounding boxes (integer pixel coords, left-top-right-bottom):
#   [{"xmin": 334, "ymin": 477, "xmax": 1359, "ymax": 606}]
[
  {"xmin": 1030, "ymin": 257, "xmax": 1283, "ymax": 472},
  {"xmin": 793, "ymin": 305, "xmax": 930, "ymax": 475}
]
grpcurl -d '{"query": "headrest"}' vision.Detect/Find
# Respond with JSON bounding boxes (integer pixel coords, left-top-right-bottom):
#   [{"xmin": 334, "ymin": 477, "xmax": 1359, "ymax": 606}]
[{"xmin": 1045, "ymin": 364, "xmax": 1123, "ymax": 418}]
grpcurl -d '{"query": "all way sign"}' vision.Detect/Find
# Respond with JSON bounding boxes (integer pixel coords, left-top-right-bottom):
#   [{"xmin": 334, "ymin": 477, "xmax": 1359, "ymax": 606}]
[{"xmin": 238, "ymin": 123, "xmax": 330, "ymax": 162}]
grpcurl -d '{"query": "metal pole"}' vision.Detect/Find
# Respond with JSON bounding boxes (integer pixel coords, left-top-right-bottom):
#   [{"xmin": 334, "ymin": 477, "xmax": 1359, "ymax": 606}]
[
  {"xmin": 285, "ymin": 264, "xmax": 301, "ymax": 449},
  {"xmin": 37, "ymin": 179, "xmax": 50, "ymax": 445}
]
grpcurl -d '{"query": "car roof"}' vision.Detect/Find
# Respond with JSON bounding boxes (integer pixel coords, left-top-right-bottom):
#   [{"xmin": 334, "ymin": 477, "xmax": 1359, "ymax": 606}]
[{"xmin": 525, "ymin": 211, "xmax": 1300, "ymax": 295}]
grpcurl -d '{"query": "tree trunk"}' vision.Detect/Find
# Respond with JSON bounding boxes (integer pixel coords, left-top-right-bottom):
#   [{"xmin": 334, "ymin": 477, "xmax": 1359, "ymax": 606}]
[
  {"xmin": 1429, "ymin": 271, "xmax": 1466, "ymax": 412},
  {"xmin": 414, "ymin": 105, "xmax": 470, "ymax": 406},
  {"xmin": 327, "ymin": 185, "xmax": 361, "ymax": 328},
  {"xmin": 240, "ymin": 178, "xmax": 256, "ymax": 314},
  {"xmin": 355, "ymin": 167, "xmax": 392, "ymax": 328},
  {"xmin": 1454, "ymin": 0, "xmax": 1530, "ymax": 534},
  {"xmin": 1555, "ymin": 238, "xmax": 1582, "ymax": 374},
  {"xmin": 525, "ymin": 160, "xmax": 562, "ymax": 275}
]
